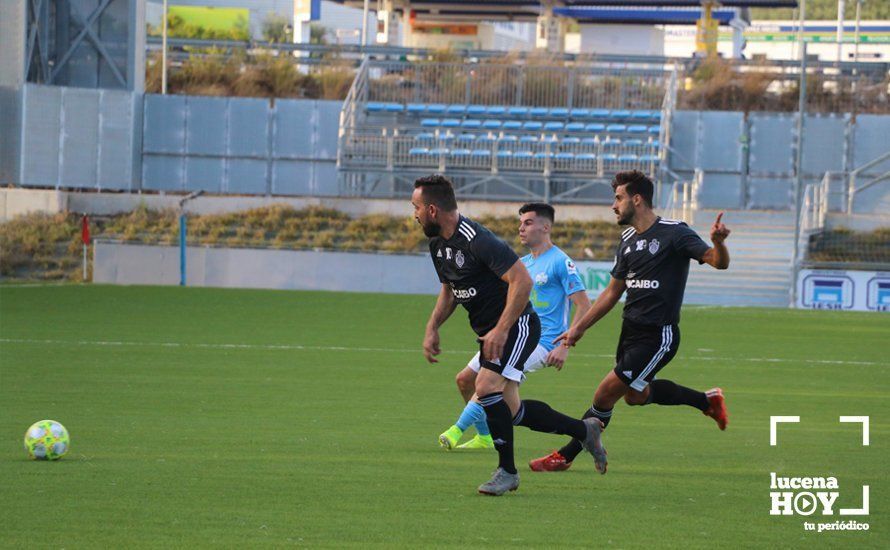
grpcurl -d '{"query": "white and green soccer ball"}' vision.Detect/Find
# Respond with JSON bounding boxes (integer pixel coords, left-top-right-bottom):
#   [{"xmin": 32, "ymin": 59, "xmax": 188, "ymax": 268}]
[{"xmin": 24, "ymin": 420, "xmax": 70, "ymax": 460}]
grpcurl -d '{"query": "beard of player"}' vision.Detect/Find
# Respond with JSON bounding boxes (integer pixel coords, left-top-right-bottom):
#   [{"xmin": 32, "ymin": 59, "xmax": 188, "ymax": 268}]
[{"xmin": 616, "ymin": 201, "xmax": 635, "ymax": 226}]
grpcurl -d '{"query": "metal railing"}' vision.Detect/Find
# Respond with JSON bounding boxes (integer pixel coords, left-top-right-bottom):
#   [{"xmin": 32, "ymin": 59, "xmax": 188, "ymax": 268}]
[
  {"xmin": 664, "ymin": 169, "xmax": 701, "ymax": 224},
  {"xmin": 847, "ymin": 150, "xmax": 890, "ymax": 214}
]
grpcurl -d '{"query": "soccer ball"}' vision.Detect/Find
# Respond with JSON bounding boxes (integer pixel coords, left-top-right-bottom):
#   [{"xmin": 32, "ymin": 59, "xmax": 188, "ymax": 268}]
[{"xmin": 24, "ymin": 420, "xmax": 70, "ymax": 460}]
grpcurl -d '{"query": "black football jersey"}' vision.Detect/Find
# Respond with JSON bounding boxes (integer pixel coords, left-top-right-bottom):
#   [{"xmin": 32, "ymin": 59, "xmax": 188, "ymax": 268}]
[
  {"xmin": 610, "ymin": 217, "xmax": 711, "ymax": 326},
  {"xmin": 429, "ymin": 216, "xmax": 533, "ymax": 335}
]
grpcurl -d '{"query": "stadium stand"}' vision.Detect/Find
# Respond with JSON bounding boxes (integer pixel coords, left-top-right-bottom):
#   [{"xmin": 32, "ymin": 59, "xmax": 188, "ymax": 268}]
[{"xmin": 337, "ymin": 58, "xmax": 676, "ymax": 203}]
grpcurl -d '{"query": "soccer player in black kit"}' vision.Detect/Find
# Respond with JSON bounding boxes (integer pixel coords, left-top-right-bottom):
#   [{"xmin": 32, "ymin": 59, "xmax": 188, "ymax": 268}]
[
  {"xmin": 530, "ymin": 170, "xmax": 731, "ymax": 474},
  {"xmin": 412, "ymin": 174, "xmax": 604, "ymax": 495}
]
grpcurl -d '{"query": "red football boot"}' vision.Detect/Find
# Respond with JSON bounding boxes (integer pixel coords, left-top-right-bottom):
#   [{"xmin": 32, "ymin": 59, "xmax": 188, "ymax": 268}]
[
  {"xmin": 528, "ymin": 451, "xmax": 572, "ymax": 472},
  {"xmin": 703, "ymin": 388, "xmax": 728, "ymax": 430}
]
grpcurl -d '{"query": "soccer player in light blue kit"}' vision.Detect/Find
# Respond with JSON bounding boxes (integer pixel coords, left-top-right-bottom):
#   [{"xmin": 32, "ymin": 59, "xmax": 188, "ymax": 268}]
[{"xmin": 439, "ymin": 203, "xmax": 591, "ymax": 450}]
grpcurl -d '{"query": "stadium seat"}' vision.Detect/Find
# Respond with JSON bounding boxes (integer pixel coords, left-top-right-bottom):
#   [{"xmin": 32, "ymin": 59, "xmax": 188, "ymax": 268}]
[
  {"xmin": 446, "ymin": 105, "xmax": 466, "ymax": 115},
  {"xmin": 581, "ymin": 137, "xmax": 598, "ymax": 145},
  {"xmin": 477, "ymin": 133, "xmax": 497, "ymax": 143},
  {"xmin": 569, "ymin": 108, "xmax": 590, "ymax": 118},
  {"xmin": 640, "ymin": 154, "xmax": 660, "ymax": 162},
  {"xmin": 384, "ymin": 103, "xmax": 404, "ymax": 113},
  {"xmin": 514, "ymin": 151, "xmax": 534, "ymax": 159},
  {"xmin": 498, "ymin": 135, "xmax": 519, "ymax": 143},
  {"xmin": 603, "ymin": 138, "xmax": 622, "ymax": 147},
  {"xmin": 549, "ymin": 107, "xmax": 569, "ymax": 118},
  {"xmin": 421, "ymin": 118, "xmax": 440, "ymax": 128},
  {"xmin": 502, "ymin": 120, "xmax": 522, "ymax": 130},
  {"xmin": 497, "ymin": 150, "xmax": 513, "ymax": 158},
  {"xmin": 519, "ymin": 135, "xmax": 539, "ymax": 143},
  {"xmin": 555, "ymin": 152, "xmax": 574, "ymax": 160},
  {"xmin": 467, "ymin": 105, "xmax": 487, "ymax": 115},
  {"xmin": 486, "ymin": 106, "xmax": 506, "ymax": 116},
  {"xmin": 534, "ymin": 152, "xmax": 554, "ymax": 159},
  {"xmin": 366, "ymin": 102, "xmax": 386, "ymax": 112},
  {"xmin": 522, "ymin": 121, "xmax": 543, "ymax": 131},
  {"xmin": 438, "ymin": 133, "xmax": 455, "ymax": 142},
  {"xmin": 601, "ymin": 153, "xmax": 618, "ymax": 161},
  {"xmin": 618, "ymin": 154, "xmax": 638, "ymax": 162},
  {"xmin": 631, "ymin": 110, "xmax": 652, "ymax": 120},
  {"xmin": 585, "ymin": 123, "xmax": 606, "ymax": 132},
  {"xmin": 482, "ymin": 120, "xmax": 502, "ymax": 129},
  {"xmin": 461, "ymin": 119, "xmax": 482, "ymax": 129},
  {"xmin": 450, "ymin": 148, "xmax": 472, "ymax": 157},
  {"xmin": 591, "ymin": 108, "xmax": 610, "ymax": 119},
  {"xmin": 607, "ymin": 124, "xmax": 627, "ymax": 132},
  {"xmin": 543, "ymin": 121, "xmax": 564, "ymax": 131},
  {"xmin": 530, "ymin": 107, "xmax": 549, "ymax": 117},
  {"xmin": 457, "ymin": 133, "xmax": 477, "ymax": 141},
  {"xmin": 407, "ymin": 103, "xmax": 426, "ymax": 114},
  {"xmin": 648, "ymin": 126, "xmax": 661, "ymax": 134},
  {"xmin": 562, "ymin": 137, "xmax": 581, "ymax": 144},
  {"xmin": 576, "ymin": 153, "xmax": 597, "ymax": 161},
  {"xmin": 471, "ymin": 149, "xmax": 491, "ymax": 157},
  {"xmin": 624, "ymin": 139, "xmax": 644, "ymax": 146},
  {"xmin": 441, "ymin": 119, "xmax": 461, "ymax": 128},
  {"xmin": 541, "ymin": 135, "xmax": 559, "ymax": 143},
  {"xmin": 430, "ymin": 147, "xmax": 450, "ymax": 155},
  {"xmin": 427, "ymin": 104, "xmax": 447, "ymax": 114},
  {"xmin": 414, "ymin": 132, "xmax": 435, "ymax": 141},
  {"xmin": 649, "ymin": 112, "xmax": 662, "ymax": 122},
  {"xmin": 409, "ymin": 147, "xmax": 429, "ymax": 155},
  {"xmin": 508, "ymin": 106, "xmax": 529, "ymax": 116},
  {"xmin": 649, "ymin": 139, "xmax": 661, "ymax": 148},
  {"xmin": 627, "ymin": 125, "xmax": 648, "ymax": 133},
  {"xmin": 610, "ymin": 110, "xmax": 631, "ymax": 119},
  {"xmin": 565, "ymin": 122, "xmax": 585, "ymax": 132}
]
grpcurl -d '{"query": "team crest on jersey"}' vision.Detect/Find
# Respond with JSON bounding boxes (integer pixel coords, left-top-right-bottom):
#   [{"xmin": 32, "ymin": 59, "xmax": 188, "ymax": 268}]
[
  {"xmin": 649, "ymin": 239, "xmax": 660, "ymax": 255},
  {"xmin": 636, "ymin": 239, "xmax": 647, "ymax": 251},
  {"xmin": 455, "ymin": 250, "xmax": 465, "ymax": 268},
  {"xmin": 535, "ymin": 272, "xmax": 549, "ymax": 285}
]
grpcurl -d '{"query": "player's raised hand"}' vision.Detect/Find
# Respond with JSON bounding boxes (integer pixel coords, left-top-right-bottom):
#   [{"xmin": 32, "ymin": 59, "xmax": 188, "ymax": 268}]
[
  {"xmin": 553, "ymin": 325, "xmax": 585, "ymax": 348},
  {"xmin": 710, "ymin": 211, "xmax": 731, "ymax": 244},
  {"xmin": 422, "ymin": 328, "xmax": 441, "ymax": 363},
  {"xmin": 480, "ymin": 327, "xmax": 507, "ymax": 363}
]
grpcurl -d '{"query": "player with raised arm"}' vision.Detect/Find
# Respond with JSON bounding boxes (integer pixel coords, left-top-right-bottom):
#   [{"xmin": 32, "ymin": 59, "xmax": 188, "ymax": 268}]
[
  {"xmin": 438, "ymin": 203, "xmax": 591, "ymax": 451},
  {"xmin": 529, "ymin": 170, "xmax": 731, "ymax": 474},
  {"xmin": 413, "ymin": 175, "xmax": 604, "ymax": 495}
]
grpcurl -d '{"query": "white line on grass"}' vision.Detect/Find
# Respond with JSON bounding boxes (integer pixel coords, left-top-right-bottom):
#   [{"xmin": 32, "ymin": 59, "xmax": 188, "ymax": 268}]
[{"xmin": 0, "ymin": 338, "xmax": 884, "ymax": 367}]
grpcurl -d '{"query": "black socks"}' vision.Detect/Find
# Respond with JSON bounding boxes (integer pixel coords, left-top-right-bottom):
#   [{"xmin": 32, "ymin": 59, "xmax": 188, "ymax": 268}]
[
  {"xmin": 478, "ymin": 392, "xmax": 516, "ymax": 474},
  {"xmin": 648, "ymin": 379, "xmax": 709, "ymax": 411},
  {"xmin": 513, "ymin": 400, "xmax": 587, "ymax": 440}
]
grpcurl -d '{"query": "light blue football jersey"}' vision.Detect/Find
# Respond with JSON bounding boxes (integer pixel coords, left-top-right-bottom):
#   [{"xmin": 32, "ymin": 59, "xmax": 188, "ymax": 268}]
[{"xmin": 521, "ymin": 246, "xmax": 587, "ymax": 351}]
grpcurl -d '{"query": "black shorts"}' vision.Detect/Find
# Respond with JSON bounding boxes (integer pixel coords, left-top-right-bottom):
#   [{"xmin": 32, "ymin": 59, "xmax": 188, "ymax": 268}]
[
  {"xmin": 478, "ymin": 312, "xmax": 541, "ymax": 383},
  {"xmin": 613, "ymin": 319, "xmax": 680, "ymax": 391}
]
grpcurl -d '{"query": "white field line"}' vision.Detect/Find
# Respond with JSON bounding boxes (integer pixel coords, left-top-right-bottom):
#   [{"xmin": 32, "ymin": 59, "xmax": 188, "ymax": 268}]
[{"xmin": 0, "ymin": 338, "xmax": 885, "ymax": 367}]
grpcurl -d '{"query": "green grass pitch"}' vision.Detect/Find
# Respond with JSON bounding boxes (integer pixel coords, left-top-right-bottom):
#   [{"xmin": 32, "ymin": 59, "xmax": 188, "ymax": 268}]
[{"xmin": 0, "ymin": 285, "xmax": 887, "ymax": 547}]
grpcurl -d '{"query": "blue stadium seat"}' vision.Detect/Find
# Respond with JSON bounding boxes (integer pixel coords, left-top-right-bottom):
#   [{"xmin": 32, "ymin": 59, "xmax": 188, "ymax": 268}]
[
  {"xmin": 421, "ymin": 118, "xmax": 440, "ymax": 128},
  {"xmin": 569, "ymin": 108, "xmax": 590, "ymax": 118},
  {"xmin": 508, "ymin": 106, "xmax": 529, "ymax": 116},
  {"xmin": 610, "ymin": 110, "xmax": 631, "ymax": 119},
  {"xmin": 414, "ymin": 133, "xmax": 435, "ymax": 141},
  {"xmin": 649, "ymin": 112, "xmax": 662, "ymax": 122},
  {"xmin": 427, "ymin": 104, "xmax": 447, "ymax": 114},
  {"xmin": 640, "ymin": 154, "xmax": 660, "ymax": 162},
  {"xmin": 631, "ymin": 110, "xmax": 652, "ymax": 121},
  {"xmin": 384, "ymin": 103, "xmax": 404, "ymax": 113},
  {"xmin": 457, "ymin": 133, "xmax": 477, "ymax": 141},
  {"xmin": 565, "ymin": 122, "xmax": 585, "ymax": 132},
  {"xmin": 497, "ymin": 150, "xmax": 512, "ymax": 158},
  {"xmin": 430, "ymin": 147, "xmax": 450, "ymax": 155},
  {"xmin": 482, "ymin": 120, "xmax": 502, "ymax": 130},
  {"xmin": 409, "ymin": 147, "xmax": 429, "ymax": 155},
  {"xmin": 522, "ymin": 121, "xmax": 543, "ymax": 131},
  {"xmin": 407, "ymin": 103, "xmax": 426, "ymax": 114},
  {"xmin": 467, "ymin": 105, "xmax": 487, "ymax": 115},
  {"xmin": 550, "ymin": 107, "xmax": 569, "ymax": 118},
  {"xmin": 603, "ymin": 138, "xmax": 622, "ymax": 147},
  {"xmin": 502, "ymin": 120, "xmax": 522, "ymax": 130},
  {"xmin": 534, "ymin": 152, "xmax": 554, "ymax": 159},
  {"xmin": 498, "ymin": 135, "xmax": 518, "ymax": 142},
  {"xmin": 543, "ymin": 121, "xmax": 564, "ymax": 131},
  {"xmin": 446, "ymin": 105, "xmax": 466, "ymax": 115},
  {"xmin": 648, "ymin": 139, "xmax": 660, "ymax": 148},
  {"xmin": 541, "ymin": 135, "xmax": 559, "ymax": 143},
  {"xmin": 555, "ymin": 152, "xmax": 574, "ymax": 160},
  {"xmin": 366, "ymin": 102, "xmax": 386, "ymax": 112},
  {"xmin": 627, "ymin": 125, "xmax": 648, "ymax": 133},
  {"xmin": 441, "ymin": 119, "xmax": 461, "ymax": 128},
  {"xmin": 648, "ymin": 126, "xmax": 660, "ymax": 134},
  {"xmin": 477, "ymin": 133, "xmax": 497, "ymax": 143},
  {"xmin": 601, "ymin": 153, "xmax": 618, "ymax": 161},
  {"xmin": 461, "ymin": 119, "xmax": 482, "ymax": 129},
  {"xmin": 520, "ymin": 135, "xmax": 539, "ymax": 143},
  {"xmin": 618, "ymin": 154, "xmax": 638, "ymax": 162},
  {"xmin": 576, "ymin": 153, "xmax": 597, "ymax": 161},
  {"xmin": 530, "ymin": 107, "xmax": 549, "ymax": 117},
  {"xmin": 624, "ymin": 139, "xmax": 644, "ymax": 146},
  {"xmin": 471, "ymin": 149, "xmax": 491, "ymax": 157},
  {"xmin": 585, "ymin": 123, "xmax": 606, "ymax": 132},
  {"xmin": 607, "ymin": 124, "xmax": 627, "ymax": 132},
  {"xmin": 438, "ymin": 133, "xmax": 455, "ymax": 142},
  {"xmin": 562, "ymin": 137, "xmax": 581, "ymax": 144},
  {"xmin": 450, "ymin": 148, "xmax": 472, "ymax": 157},
  {"xmin": 581, "ymin": 137, "xmax": 598, "ymax": 145},
  {"xmin": 514, "ymin": 151, "xmax": 534, "ymax": 159},
  {"xmin": 590, "ymin": 108, "xmax": 610, "ymax": 119},
  {"xmin": 486, "ymin": 106, "xmax": 506, "ymax": 116}
]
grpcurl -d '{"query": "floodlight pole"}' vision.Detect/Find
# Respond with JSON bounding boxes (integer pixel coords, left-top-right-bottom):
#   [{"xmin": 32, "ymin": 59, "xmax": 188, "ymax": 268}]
[
  {"xmin": 179, "ymin": 191, "xmax": 204, "ymax": 286},
  {"xmin": 162, "ymin": 0, "xmax": 168, "ymax": 94}
]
